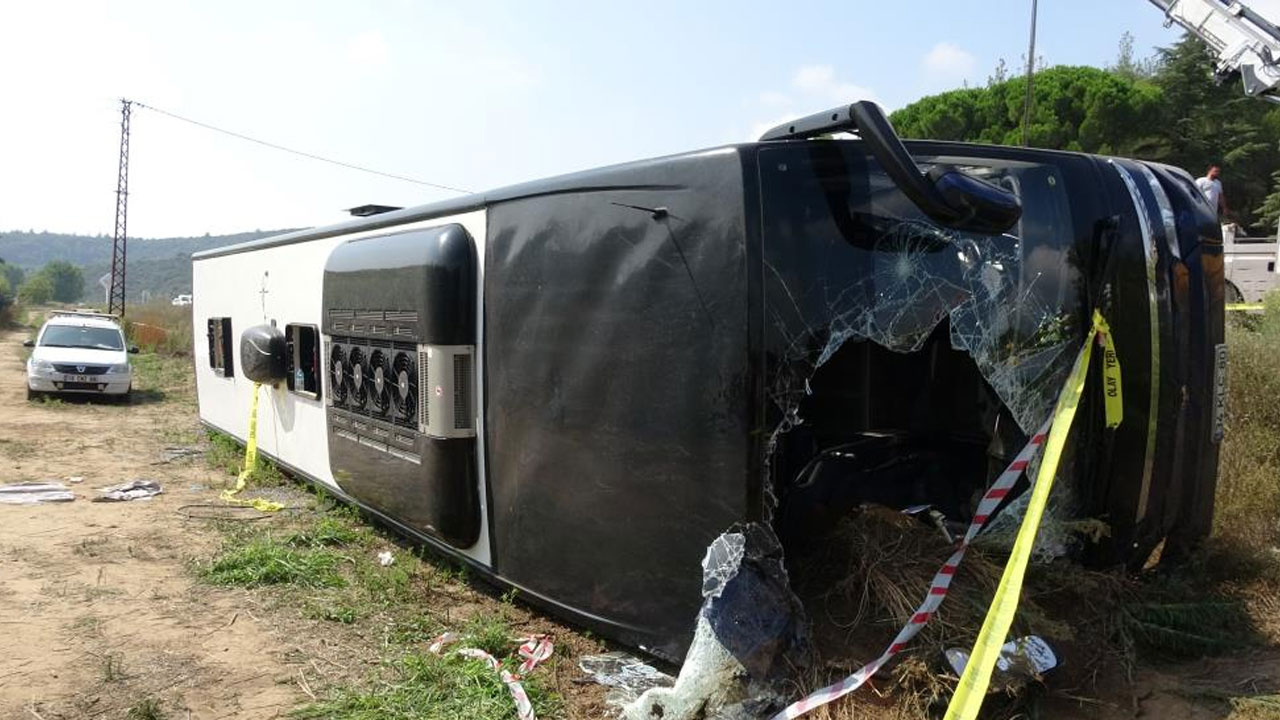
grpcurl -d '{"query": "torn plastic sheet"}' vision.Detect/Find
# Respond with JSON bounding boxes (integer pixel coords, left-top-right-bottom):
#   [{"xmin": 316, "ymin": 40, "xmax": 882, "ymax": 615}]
[
  {"xmin": 0, "ymin": 481, "xmax": 75, "ymax": 505},
  {"xmin": 579, "ymin": 652, "xmax": 675, "ymax": 709},
  {"xmin": 625, "ymin": 524, "xmax": 809, "ymax": 720},
  {"xmin": 944, "ymin": 635, "xmax": 1058, "ymax": 680},
  {"xmin": 763, "ymin": 215, "xmax": 1083, "ymax": 521},
  {"xmin": 93, "ymin": 479, "xmax": 162, "ymax": 502}
]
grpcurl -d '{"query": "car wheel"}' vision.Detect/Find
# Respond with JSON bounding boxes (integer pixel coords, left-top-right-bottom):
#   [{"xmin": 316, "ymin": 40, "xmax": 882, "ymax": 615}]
[{"xmin": 26, "ymin": 386, "xmax": 39, "ymax": 401}]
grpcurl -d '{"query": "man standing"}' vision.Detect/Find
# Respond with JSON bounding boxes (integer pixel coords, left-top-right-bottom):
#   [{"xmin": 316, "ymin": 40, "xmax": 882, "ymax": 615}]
[{"xmin": 1196, "ymin": 165, "xmax": 1228, "ymax": 218}]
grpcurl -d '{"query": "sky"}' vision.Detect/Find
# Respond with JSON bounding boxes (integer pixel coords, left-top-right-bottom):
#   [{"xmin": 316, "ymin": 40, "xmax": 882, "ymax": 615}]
[{"xmin": 0, "ymin": 0, "xmax": 1187, "ymax": 239}]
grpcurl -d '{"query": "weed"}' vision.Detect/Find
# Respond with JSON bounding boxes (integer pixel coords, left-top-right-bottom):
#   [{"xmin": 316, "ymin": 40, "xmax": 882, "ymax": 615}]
[
  {"xmin": 125, "ymin": 696, "xmax": 167, "ymax": 720},
  {"xmin": 73, "ymin": 536, "xmax": 109, "ymax": 557},
  {"xmin": 101, "ymin": 653, "xmax": 127, "ymax": 683},
  {"xmin": 387, "ymin": 615, "xmax": 444, "ymax": 646},
  {"xmin": 36, "ymin": 394, "xmax": 65, "ymax": 409},
  {"xmin": 204, "ymin": 429, "xmax": 287, "ymax": 487},
  {"xmin": 308, "ymin": 602, "xmax": 360, "ymax": 625},
  {"xmin": 244, "ymin": 453, "xmax": 286, "ymax": 487},
  {"xmin": 206, "ymin": 430, "xmax": 243, "ymax": 476},
  {"xmin": 460, "ymin": 613, "xmax": 515, "ymax": 660},
  {"xmin": 287, "ymin": 516, "xmax": 365, "ymax": 548},
  {"xmin": 199, "ymin": 537, "xmax": 347, "ymax": 589}
]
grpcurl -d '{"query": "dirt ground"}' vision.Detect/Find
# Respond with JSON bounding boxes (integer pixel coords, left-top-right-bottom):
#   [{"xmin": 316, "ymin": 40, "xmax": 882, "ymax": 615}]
[
  {"xmin": 0, "ymin": 328, "xmax": 309, "ymax": 719},
  {"xmin": 3, "ymin": 320, "xmax": 1280, "ymax": 720}
]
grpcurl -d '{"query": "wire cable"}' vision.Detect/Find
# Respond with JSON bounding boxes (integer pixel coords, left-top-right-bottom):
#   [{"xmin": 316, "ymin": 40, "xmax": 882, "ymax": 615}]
[{"xmin": 132, "ymin": 100, "xmax": 471, "ymax": 194}]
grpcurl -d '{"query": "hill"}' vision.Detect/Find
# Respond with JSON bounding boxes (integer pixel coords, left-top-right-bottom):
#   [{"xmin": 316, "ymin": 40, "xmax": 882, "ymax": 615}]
[{"xmin": 0, "ymin": 228, "xmax": 298, "ymax": 302}]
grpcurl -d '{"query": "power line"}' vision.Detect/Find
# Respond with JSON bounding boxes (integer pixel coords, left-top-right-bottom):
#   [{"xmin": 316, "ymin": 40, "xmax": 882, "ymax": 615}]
[{"xmin": 131, "ymin": 100, "xmax": 471, "ymax": 194}]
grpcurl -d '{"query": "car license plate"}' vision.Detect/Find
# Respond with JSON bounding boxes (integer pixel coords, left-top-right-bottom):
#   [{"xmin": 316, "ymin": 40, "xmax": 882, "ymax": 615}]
[
  {"xmin": 1212, "ymin": 343, "xmax": 1228, "ymax": 443},
  {"xmin": 71, "ymin": 374, "xmax": 98, "ymax": 383}
]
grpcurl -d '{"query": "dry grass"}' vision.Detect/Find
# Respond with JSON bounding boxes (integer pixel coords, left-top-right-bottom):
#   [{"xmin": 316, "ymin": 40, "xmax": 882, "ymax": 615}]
[
  {"xmin": 124, "ymin": 300, "xmax": 193, "ymax": 356},
  {"xmin": 785, "ymin": 296, "xmax": 1280, "ymax": 718},
  {"xmin": 787, "ymin": 509, "xmax": 1143, "ymax": 719},
  {"xmin": 1214, "ymin": 293, "xmax": 1280, "ymax": 552}
]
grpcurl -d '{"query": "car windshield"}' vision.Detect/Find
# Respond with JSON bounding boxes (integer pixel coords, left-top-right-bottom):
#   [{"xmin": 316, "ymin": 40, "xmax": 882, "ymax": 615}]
[{"xmin": 40, "ymin": 325, "xmax": 124, "ymax": 351}]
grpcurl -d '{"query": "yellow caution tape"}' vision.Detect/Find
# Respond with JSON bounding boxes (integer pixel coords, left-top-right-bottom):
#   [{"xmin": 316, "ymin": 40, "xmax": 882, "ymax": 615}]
[
  {"xmin": 944, "ymin": 311, "xmax": 1122, "ymax": 720},
  {"xmin": 1094, "ymin": 310, "xmax": 1123, "ymax": 430},
  {"xmin": 1226, "ymin": 303, "xmax": 1265, "ymax": 312},
  {"xmin": 220, "ymin": 381, "xmax": 283, "ymax": 513}
]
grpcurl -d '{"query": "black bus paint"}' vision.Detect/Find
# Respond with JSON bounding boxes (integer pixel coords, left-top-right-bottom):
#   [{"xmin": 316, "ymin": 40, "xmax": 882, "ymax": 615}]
[{"xmin": 196, "ymin": 139, "xmax": 1224, "ymax": 662}]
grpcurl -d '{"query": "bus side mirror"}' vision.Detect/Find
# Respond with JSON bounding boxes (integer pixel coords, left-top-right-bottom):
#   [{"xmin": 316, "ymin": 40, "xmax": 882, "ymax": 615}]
[
  {"xmin": 759, "ymin": 101, "xmax": 1023, "ymax": 234},
  {"xmin": 847, "ymin": 101, "xmax": 1022, "ymax": 234}
]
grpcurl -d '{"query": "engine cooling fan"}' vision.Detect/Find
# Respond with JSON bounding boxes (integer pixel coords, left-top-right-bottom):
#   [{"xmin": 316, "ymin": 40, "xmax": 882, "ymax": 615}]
[{"xmin": 392, "ymin": 351, "xmax": 417, "ymax": 422}]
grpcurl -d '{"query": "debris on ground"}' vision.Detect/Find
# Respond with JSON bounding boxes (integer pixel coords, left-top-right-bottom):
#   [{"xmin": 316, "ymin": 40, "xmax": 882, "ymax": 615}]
[
  {"xmin": 944, "ymin": 635, "xmax": 1058, "ymax": 682},
  {"xmin": 579, "ymin": 652, "xmax": 675, "ymax": 708},
  {"xmin": 154, "ymin": 446, "xmax": 204, "ymax": 464},
  {"xmin": 93, "ymin": 479, "xmax": 163, "ymax": 502},
  {"xmin": 0, "ymin": 481, "xmax": 75, "ymax": 505},
  {"xmin": 625, "ymin": 523, "xmax": 810, "ymax": 720},
  {"xmin": 65, "ymin": 476, "xmax": 84, "ymax": 484},
  {"xmin": 428, "ymin": 632, "xmax": 555, "ymax": 720},
  {"xmin": 377, "ymin": 550, "xmax": 395, "ymax": 566}
]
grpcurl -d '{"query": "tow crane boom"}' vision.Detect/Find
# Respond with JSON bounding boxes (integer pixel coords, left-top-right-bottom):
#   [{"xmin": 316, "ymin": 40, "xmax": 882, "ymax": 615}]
[{"xmin": 1148, "ymin": 0, "xmax": 1280, "ymax": 102}]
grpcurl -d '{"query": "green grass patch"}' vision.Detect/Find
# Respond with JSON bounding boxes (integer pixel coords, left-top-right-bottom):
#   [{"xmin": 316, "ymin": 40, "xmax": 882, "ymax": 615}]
[
  {"xmin": 127, "ymin": 350, "xmax": 192, "ymax": 404},
  {"xmin": 287, "ymin": 516, "xmax": 367, "ymax": 548},
  {"xmin": 199, "ymin": 536, "xmax": 348, "ymax": 589},
  {"xmin": 206, "ymin": 430, "xmax": 243, "ymax": 476},
  {"xmin": 193, "ymin": 495, "xmax": 564, "ymax": 719},
  {"xmin": 307, "ymin": 601, "xmax": 360, "ymax": 625},
  {"xmin": 292, "ymin": 615, "xmax": 563, "ymax": 720},
  {"xmin": 204, "ymin": 429, "xmax": 286, "ymax": 486}
]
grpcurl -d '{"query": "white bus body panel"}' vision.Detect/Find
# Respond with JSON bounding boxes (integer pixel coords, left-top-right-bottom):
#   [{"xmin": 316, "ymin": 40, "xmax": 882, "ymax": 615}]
[{"xmin": 192, "ymin": 210, "xmax": 492, "ymax": 567}]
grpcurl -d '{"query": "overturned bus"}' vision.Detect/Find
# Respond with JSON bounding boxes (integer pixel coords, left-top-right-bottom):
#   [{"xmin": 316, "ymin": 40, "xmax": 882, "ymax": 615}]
[{"xmin": 192, "ymin": 102, "xmax": 1224, "ymax": 662}]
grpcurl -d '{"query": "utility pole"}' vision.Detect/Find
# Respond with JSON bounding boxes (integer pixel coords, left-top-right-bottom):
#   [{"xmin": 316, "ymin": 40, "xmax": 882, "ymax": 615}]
[
  {"xmin": 108, "ymin": 99, "xmax": 132, "ymax": 317},
  {"xmin": 1021, "ymin": 0, "xmax": 1039, "ymax": 146}
]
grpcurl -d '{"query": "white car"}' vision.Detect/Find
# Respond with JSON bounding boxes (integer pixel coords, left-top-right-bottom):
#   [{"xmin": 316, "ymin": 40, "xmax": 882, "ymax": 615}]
[
  {"xmin": 24, "ymin": 312, "xmax": 138, "ymax": 400},
  {"xmin": 171, "ymin": 294, "xmax": 192, "ymax": 306}
]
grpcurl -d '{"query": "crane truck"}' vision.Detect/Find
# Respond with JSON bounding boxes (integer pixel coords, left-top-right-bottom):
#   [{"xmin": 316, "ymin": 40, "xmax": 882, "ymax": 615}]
[{"xmin": 1148, "ymin": 0, "xmax": 1280, "ymax": 301}]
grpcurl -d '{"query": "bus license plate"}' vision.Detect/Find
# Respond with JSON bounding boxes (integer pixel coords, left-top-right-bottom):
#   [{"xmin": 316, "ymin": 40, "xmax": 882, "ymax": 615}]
[{"xmin": 1212, "ymin": 343, "xmax": 1227, "ymax": 443}]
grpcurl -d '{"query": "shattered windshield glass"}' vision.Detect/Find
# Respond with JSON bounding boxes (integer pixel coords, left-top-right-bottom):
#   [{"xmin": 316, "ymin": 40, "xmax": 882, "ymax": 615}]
[{"xmin": 759, "ymin": 143, "xmax": 1082, "ymax": 513}]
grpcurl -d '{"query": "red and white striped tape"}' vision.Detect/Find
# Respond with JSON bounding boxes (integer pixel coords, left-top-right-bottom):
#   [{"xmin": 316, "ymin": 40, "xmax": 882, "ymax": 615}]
[
  {"xmin": 518, "ymin": 635, "xmax": 555, "ymax": 675},
  {"xmin": 429, "ymin": 631, "xmax": 554, "ymax": 720},
  {"xmin": 770, "ymin": 418, "xmax": 1053, "ymax": 720}
]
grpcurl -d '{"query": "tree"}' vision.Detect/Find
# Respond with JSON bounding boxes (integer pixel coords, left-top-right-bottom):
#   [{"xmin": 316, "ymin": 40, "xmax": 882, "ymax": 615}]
[
  {"xmin": 0, "ymin": 260, "xmax": 21, "ymax": 291},
  {"xmin": 1112, "ymin": 32, "xmax": 1155, "ymax": 79},
  {"xmin": 1151, "ymin": 35, "xmax": 1280, "ymax": 230},
  {"xmin": 0, "ymin": 274, "xmax": 10, "ymax": 309},
  {"xmin": 18, "ymin": 274, "xmax": 53, "ymax": 305},
  {"xmin": 987, "ymin": 58, "xmax": 1009, "ymax": 87},
  {"xmin": 890, "ymin": 34, "xmax": 1280, "ymax": 231},
  {"xmin": 38, "ymin": 261, "xmax": 84, "ymax": 303},
  {"xmin": 1255, "ymin": 169, "xmax": 1280, "ymax": 231},
  {"xmin": 890, "ymin": 65, "xmax": 1162, "ymax": 154}
]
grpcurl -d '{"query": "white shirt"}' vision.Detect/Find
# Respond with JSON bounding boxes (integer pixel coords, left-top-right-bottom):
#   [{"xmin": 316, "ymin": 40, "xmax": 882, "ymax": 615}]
[{"xmin": 1196, "ymin": 176, "xmax": 1224, "ymax": 211}]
